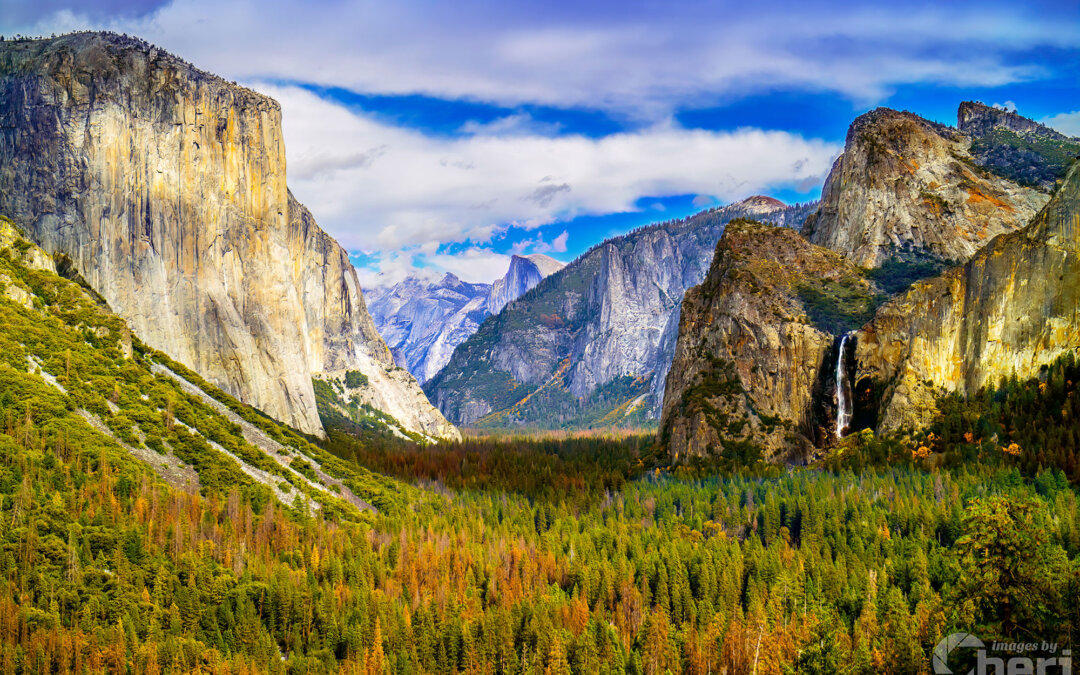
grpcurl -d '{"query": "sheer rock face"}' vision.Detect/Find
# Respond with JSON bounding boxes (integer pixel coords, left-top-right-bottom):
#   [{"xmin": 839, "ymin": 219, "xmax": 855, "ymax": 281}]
[
  {"xmin": 660, "ymin": 221, "xmax": 871, "ymax": 462},
  {"xmin": 0, "ymin": 33, "xmax": 457, "ymax": 439},
  {"xmin": 802, "ymin": 107, "xmax": 1048, "ymax": 267},
  {"xmin": 486, "ymin": 254, "xmax": 564, "ymax": 315},
  {"xmin": 426, "ymin": 198, "xmax": 817, "ymax": 428},
  {"xmin": 855, "ymin": 161, "xmax": 1080, "ymax": 432}
]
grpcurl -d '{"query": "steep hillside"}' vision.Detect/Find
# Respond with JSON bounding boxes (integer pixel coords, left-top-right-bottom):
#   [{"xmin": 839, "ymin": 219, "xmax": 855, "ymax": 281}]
[
  {"xmin": 854, "ymin": 159, "xmax": 1080, "ymax": 432},
  {"xmin": 366, "ymin": 254, "xmax": 563, "ymax": 384},
  {"xmin": 0, "ymin": 215, "xmax": 408, "ymax": 516},
  {"xmin": 959, "ymin": 101, "xmax": 1080, "ymax": 191},
  {"xmin": 802, "ymin": 107, "xmax": 1048, "ymax": 267},
  {"xmin": 0, "ymin": 33, "xmax": 456, "ymax": 440},
  {"xmin": 659, "ymin": 220, "xmax": 880, "ymax": 462},
  {"xmin": 425, "ymin": 198, "xmax": 817, "ymax": 429}
]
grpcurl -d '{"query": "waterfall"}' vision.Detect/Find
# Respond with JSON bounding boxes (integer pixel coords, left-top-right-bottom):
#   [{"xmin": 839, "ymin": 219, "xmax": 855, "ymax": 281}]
[{"xmin": 835, "ymin": 333, "xmax": 853, "ymax": 438}]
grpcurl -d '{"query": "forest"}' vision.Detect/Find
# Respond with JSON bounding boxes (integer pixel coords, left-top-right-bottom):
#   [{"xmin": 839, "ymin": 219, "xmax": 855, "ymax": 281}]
[{"xmin": 0, "ymin": 221, "xmax": 1078, "ymax": 674}]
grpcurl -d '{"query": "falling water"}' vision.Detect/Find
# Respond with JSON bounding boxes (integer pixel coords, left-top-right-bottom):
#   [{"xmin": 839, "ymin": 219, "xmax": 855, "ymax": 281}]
[{"xmin": 835, "ymin": 333, "xmax": 853, "ymax": 438}]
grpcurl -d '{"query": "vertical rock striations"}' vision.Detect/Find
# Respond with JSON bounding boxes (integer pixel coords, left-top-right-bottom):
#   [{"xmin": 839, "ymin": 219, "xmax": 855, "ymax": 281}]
[
  {"xmin": 426, "ymin": 198, "xmax": 817, "ymax": 429},
  {"xmin": 486, "ymin": 254, "xmax": 564, "ymax": 315},
  {"xmin": 802, "ymin": 107, "xmax": 1048, "ymax": 267},
  {"xmin": 366, "ymin": 273, "xmax": 492, "ymax": 384},
  {"xmin": 854, "ymin": 160, "xmax": 1080, "ymax": 432},
  {"xmin": 0, "ymin": 33, "xmax": 456, "ymax": 439}
]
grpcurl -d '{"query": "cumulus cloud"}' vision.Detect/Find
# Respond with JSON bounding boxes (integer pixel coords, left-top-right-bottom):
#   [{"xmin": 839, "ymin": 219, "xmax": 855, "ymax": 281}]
[
  {"xmin": 1042, "ymin": 111, "xmax": 1080, "ymax": 138},
  {"xmin": 258, "ymin": 84, "xmax": 840, "ymax": 253},
  {"xmin": 511, "ymin": 230, "xmax": 569, "ymax": 255},
  {"xmin": 9, "ymin": 0, "xmax": 1078, "ymax": 116}
]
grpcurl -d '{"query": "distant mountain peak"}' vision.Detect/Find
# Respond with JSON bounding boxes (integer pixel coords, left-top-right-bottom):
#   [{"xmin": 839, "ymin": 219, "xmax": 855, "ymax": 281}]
[
  {"xmin": 522, "ymin": 253, "xmax": 565, "ymax": 277},
  {"xmin": 735, "ymin": 195, "xmax": 787, "ymax": 214}
]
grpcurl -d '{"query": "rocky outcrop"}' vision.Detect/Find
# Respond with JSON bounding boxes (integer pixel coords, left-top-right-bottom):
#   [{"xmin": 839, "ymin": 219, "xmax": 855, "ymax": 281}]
[
  {"xmin": 425, "ymin": 197, "xmax": 817, "ymax": 429},
  {"xmin": 0, "ymin": 33, "xmax": 456, "ymax": 439},
  {"xmin": 802, "ymin": 107, "xmax": 1048, "ymax": 267},
  {"xmin": 659, "ymin": 220, "xmax": 875, "ymax": 462},
  {"xmin": 367, "ymin": 273, "xmax": 491, "ymax": 384},
  {"xmin": 958, "ymin": 101, "xmax": 1066, "ymax": 139},
  {"xmin": 854, "ymin": 160, "xmax": 1080, "ymax": 432}
]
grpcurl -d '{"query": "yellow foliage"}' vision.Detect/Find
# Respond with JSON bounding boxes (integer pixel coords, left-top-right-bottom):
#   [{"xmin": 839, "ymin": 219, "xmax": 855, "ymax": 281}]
[{"xmin": 911, "ymin": 446, "xmax": 932, "ymax": 459}]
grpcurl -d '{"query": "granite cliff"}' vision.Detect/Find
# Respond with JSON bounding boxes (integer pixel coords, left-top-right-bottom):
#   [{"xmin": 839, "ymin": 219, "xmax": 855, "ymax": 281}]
[
  {"xmin": 425, "ymin": 198, "xmax": 817, "ymax": 429},
  {"xmin": 658, "ymin": 220, "xmax": 878, "ymax": 462},
  {"xmin": 0, "ymin": 33, "xmax": 457, "ymax": 440},
  {"xmin": 854, "ymin": 159, "xmax": 1080, "ymax": 432},
  {"xmin": 958, "ymin": 101, "xmax": 1080, "ymax": 192},
  {"xmin": 802, "ymin": 106, "xmax": 1049, "ymax": 267}
]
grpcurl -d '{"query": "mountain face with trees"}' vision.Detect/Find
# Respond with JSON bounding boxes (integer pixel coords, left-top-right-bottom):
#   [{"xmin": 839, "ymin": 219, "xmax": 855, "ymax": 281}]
[
  {"xmin": 663, "ymin": 103, "xmax": 1080, "ymax": 463},
  {"xmin": 659, "ymin": 220, "xmax": 879, "ymax": 462},
  {"xmin": 0, "ymin": 33, "xmax": 457, "ymax": 441},
  {"xmin": 802, "ymin": 106, "xmax": 1048, "ymax": 267},
  {"xmin": 366, "ymin": 255, "xmax": 564, "ymax": 385},
  {"xmin": 855, "ymin": 159, "xmax": 1080, "ymax": 432},
  {"xmin": 425, "ymin": 198, "xmax": 817, "ymax": 430},
  {"xmin": 958, "ymin": 100, "xmax": 1080, "ymax": 191}
]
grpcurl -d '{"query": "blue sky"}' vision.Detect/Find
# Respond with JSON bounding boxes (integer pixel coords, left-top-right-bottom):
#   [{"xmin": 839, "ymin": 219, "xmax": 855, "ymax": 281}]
[{"xmin": 4, "ymin": 0, "xmax": 1080, "ymax": 284}]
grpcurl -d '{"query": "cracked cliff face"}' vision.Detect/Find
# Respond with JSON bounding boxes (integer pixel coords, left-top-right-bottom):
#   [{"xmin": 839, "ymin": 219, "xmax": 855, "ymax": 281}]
[
  {"xmin": 426, "ymin": 198, "xmax": 818, "ymax": 429},
  {"xmin": 0, "ymin": 33, "xmax": 457, "ymax": 440},
  {"xmin": 802, "ymin": 107, "xmax": 1048, "ymax": 268},
  {"xmin": 855, "ymin": 160, "xmax": 1080, "ymax": 432},
  {"xmin": 659, "ymin": 220, "xmax": 874, "ymax": 462}
]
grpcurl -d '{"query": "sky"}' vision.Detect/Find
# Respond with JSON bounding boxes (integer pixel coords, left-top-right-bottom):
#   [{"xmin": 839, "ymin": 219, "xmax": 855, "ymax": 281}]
[{"xmin": 3, "ymin": 0, "xmax": 1080, "ymax": 286}]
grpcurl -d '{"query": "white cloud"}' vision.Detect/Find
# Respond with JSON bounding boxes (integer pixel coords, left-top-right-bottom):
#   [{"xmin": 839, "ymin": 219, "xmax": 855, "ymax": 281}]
[
  {"xmin": 1041, "ymin": 111, "xmax": 1080, "ymax": 138},
  {"xmin": 258, "ymin": 84, "xmax": 840, "ymax": 253},
  {"xmin": 551, "ymin": 231, "xmax": 568, "ymax": 253},
  {"xmin": 421, "ymin": 248, "xmax": 512, "ymax": 285},
  {"xmin": 10, "ymin": 1, "xmax": 1077, "ymax": 116},
  {"xmin": 510, "ymin": 230, "xmax": 570, "ymax": 255}
]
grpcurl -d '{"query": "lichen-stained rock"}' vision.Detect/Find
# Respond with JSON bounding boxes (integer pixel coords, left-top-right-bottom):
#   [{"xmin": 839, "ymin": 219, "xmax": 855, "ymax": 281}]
[
  {"xmin": 0, "ymin": 33, "xmax": 456, "ymax": 439},
  {"xmin": 660, "ymin": 220, "xmax": 874, "ymax": 462},
  {"xmin": 802, "ymin": 107, "xmax": 1048, "ymax": 267},
  {"xmin": 855, "ymin": 160, "xmax": 1080, "ymax": 432}
]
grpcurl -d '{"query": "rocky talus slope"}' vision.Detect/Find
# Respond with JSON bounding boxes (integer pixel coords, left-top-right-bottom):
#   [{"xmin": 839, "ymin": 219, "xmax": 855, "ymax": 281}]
[
  {"xmin": 802, "ymin": 107, "xmax": 1048, "ymax": 267},
  {"xmin": 659, "ymin": 220, "xmax": 878, "ymax": 461},
  {"xmin": 426, "ymin": 198, "xmax": 817, "ymax": 429},
  {"xmin": 854, "ymin": 160, "xmax": 1080, "ymax": 432},
  {"xmin": 0, "ymin": 33, "xmax": 456, "ymax": 440}
]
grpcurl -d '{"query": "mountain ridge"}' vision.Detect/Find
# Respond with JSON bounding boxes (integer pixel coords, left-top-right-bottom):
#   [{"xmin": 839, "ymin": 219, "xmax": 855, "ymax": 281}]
[
  {"xmin": 425, "ymin": 197, "xmax": 818, "ymax": 429},
  {"xmin": 366, "ymin": 253, "xmax": 564, "ymax": 384}
]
